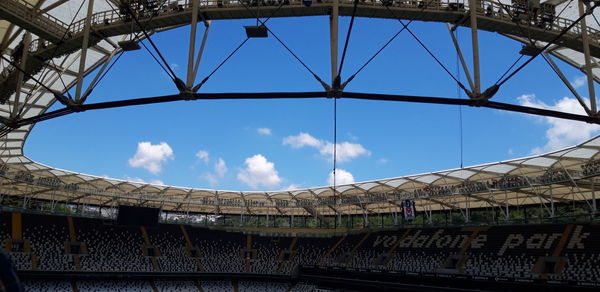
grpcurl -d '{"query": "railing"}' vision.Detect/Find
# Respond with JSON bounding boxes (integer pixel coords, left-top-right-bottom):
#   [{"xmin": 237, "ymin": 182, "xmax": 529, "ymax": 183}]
[
  {"xmin": 0, "ymin": 0, "xmax": 70, "ymax": 37},
  {"xmin": 9, "ymin": 0, "xmax": 599, "ymax": 55}
]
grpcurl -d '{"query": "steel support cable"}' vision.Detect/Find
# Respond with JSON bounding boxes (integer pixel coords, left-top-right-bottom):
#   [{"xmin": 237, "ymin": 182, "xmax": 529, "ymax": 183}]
[
  {"xmin": 138, "ymin": 40, "xmax": 172, "ymax": 77},
  {"xmin": 81, "ymin": 51, "xmax": 125, "ymax": 100},
  {"xmin": 263, "ymin": 26, "xmax": 330, "ymax": 89},
  {"xmin": 103, "ymin": 0, "xmax": 169, "ymax": 85},
  {"xmin": 385, "ymin": 5, "xmax": 471, "ymax": 96},
  {"xmin": 342, "ymin": 27, "xmax": 403, "ymax": 87},
  {"xmin": 336, "ymin": 0, "xmax": 361, "ymax": 88},
  {"xmin": 338, "ymin": 0, "xmax": 437, "ymax": 87},
  {"xmin": 192, "ymin": 38, "xmax": 250, "ymax": 92},
  {"xmin": 45, "ymin": 0, "xmax": 88, "ymax": 101},
  {"xmin": 333, "ymin": 88, "xmax": 337, "ymax": 199},
  {"xmin": 332, "ymin": 0, "xmax": 360, "ymax": 200},
  {"xmin": 489, "ymin": 0, "xmax": 577, "ymax": 97},
  {"xmin": 456, "ymin": 29, "xmax": 463, "ymax": 169},
  {"xmin": 0, "ymin": 55, "xmax": 67, "ymax": 107},
  {"xmin": 495, "ymin": 2, "xmax": 598, "ymax": 87},
  {"xmin": 492, "ymin": 1, "xmax": 545, "ymax": 86},
  {"xmin": 9, "ymin": 0, "xmax": 87, "ymax": 109},
  {"xmin": 15, "ymin": 58, "xmax": 72, "ymax": 119},
  {"xmin": 195, "ymin": 1, "xmax": 288, "ymax": 91},
  {"xmin": 494, "ymin": 54, "xmax": 524, "ymax": 85},
  {"xmin": 592, "ymin": 13, "xmax": 600, "ymax": 34},
  {"xmin": 553, "ymin": 0, "xmax": 575, "ymax": 29},
  {"xmin": 332, "ymin": 0, "xmax": 360, "ymax": 203},
  {"xmin": 238, "ymin": 1, "xmax": 327, "ymax": 88},
  {"xmin": 121, "ymin": 1, "xmax": 180, "ymax": 87}
]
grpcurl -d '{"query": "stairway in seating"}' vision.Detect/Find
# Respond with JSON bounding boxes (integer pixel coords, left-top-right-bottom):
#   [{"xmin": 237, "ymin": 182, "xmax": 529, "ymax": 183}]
[
  {"xmin": 384, "ymin": 229, "xmax": 411, "ymax": 266},
  {"xmin": 245, "ymin": 235, "xmax": 253, "ymax": 273},
  {"xmin": 67, "ymin": 217, "xmax": 81, "ymax": 271},
  {"xmin": 141, "ymin": 226, "xmax": 161, "ymax": 272},
  {"xmin": 276, "ymin": 236, "xmax": 298, "ymax": 273},
  {"xmin": 317, "ymin": 234, "xmax": 347, "ymax": 265},
  {"xmin": 70, "ymin": 281, "xmax": 79, "ymax": 292},
  {"xmin": 180, "ymin": 225, "xmax": 202, "ymax": 271}
]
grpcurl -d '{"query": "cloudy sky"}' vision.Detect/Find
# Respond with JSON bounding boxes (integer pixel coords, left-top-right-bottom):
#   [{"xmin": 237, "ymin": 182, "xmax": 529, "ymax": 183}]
[{"xmin": 25, "ymin": 16, "xmax": 599, "ymax": 191}]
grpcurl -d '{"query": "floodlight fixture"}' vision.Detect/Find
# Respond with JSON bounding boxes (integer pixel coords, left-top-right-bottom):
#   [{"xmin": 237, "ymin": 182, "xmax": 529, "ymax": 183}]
[{"xmin": 245, "ymin": 25, "xmax": 268, "ymax": 38}]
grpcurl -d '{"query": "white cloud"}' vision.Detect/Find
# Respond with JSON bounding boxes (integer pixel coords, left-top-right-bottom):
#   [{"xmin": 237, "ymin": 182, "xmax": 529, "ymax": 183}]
[
  {"xmin": 283, "ymin": 132, "xmax": 371, "ymax": 162},
  {"xmin": 517, "ymin": 94, "xmax": 600, "ymax": 153},
  {"xmin": 214, "ymin": 158, "xmax": 227, "ymax": 178},
  {"xmin": 128, "ymin": 142, "xmax": 174, "ymax": 174},
  {"xmin": 202, "ymin": 158, "xmax": 227, "ymax": 186},
  {"xmin": 196, "ymin": 150, "xmax": 210, "ymax": 163},
  {"xmin": 283, "ymin": 132, "xmax": 322, "ymax": 148},
  {"xmin": 572, "ymin": 75, "xmax": 587, "ymax": 89},
  {"xmin": 237, "ymin": 154, "xmax": 282, "ymax": 189},
  {"xmin": 507, "ymin": 148, "xmax": 514, "ymax": 156},
  {"xmin": 319, "ymin": 141, "xmax": 371, "ymax": 163},
  {"xmin": 327, "ymin": 169, "xmax": 355, "ymax": 185},
  {"xmin": 257, "ymin": 127, "xmax": 272, "ymax": 136}
]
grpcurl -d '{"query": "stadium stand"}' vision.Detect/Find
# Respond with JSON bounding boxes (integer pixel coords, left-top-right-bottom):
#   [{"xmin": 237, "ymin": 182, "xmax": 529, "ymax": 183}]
[
  {"xmin": 552, "ymin": 224, "xmax": 600, "ymax": 282},
  {"xmin": 76, "ymin": 280, "xmax": 153, "ymax": 291},
  {"xmin": 251, "ymin": 236, "xmax": 290, "ymax": 274},
  {"xmin": 187, "ymin": 228, "xmax": 245, "ymax": 273},
  {"xmin": 4, "ymin": 211, "xmax": 600, "ymax": 291},
  {"xmin": 75, "ymin": 217, "xmax": 153, "ymax": 272},
  {"xmin": 463, "ymin": 224, "xmax": 565, "ymax": 279},
  {"xmin": 238, "ymin": 280, "xmax": 288, "ymax": 292},
  {"xmin": 147, "ymin": 225, "xmax": 197, "ymax": 272},
  {"xmin": 154, "ymin": 281, "xmax": 199, "ymax": 292},
  {"xmin": 0, "ymin": 211, "xmax": 9, "ymax": 242},
  {"xmin": 200, "ymin": 280, "xmax": 233, "ymax": 292},
  {"xmin": 289, "ymin": 282, "xmax": 318, "ymax": 292},
  {"xmin": 22, "ymin": 213, "xmax": 73, "ymax": 271},
  {"xmin": 22, "ymin": 280, "xmax": 72, "ymax": 292}
]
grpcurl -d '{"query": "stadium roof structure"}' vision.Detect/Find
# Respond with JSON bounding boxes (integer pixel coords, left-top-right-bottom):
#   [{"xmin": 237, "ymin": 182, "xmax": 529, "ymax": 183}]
[{"xmin": 0, "ymin": 0, "xmax": 600, "ymax": 216}]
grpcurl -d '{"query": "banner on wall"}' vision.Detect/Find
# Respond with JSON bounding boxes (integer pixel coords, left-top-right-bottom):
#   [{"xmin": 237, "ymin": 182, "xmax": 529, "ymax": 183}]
[{"xmin": 402, "ymin": 200, "xmax": 416, "ymax": 221}]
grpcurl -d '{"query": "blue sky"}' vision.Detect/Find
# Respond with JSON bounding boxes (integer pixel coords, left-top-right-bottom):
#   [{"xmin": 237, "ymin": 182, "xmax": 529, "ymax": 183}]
[{"xmin": 24, "ymin": 16, "xmax": 600, "ymax": 191}]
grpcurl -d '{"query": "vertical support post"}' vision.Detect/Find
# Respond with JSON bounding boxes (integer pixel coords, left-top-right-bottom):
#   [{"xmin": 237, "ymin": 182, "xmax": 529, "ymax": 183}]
[
  {"xmin": 465, "ymin": 197, "xmax": 470, "ymax": 222},
  {"xmin": 330, "ymin": 0, "xmax": 339, "ymax": 85},
  {"xmin": 75, "ymin": 0, "xmax": 95, "ymax": 102},
  {"xmin": 550, "ymin": 185, "xmax": 555, "ymax": 218},
  {"xmin": 505, "ymin": 191, "xmax": 509, "ymax": 221},
  {"xmin": 12, "ymin": 32, "xmax": 31, "ymax": 119},
  {"xmin": 578, "ymin": 0, "xmax": 597, "ymax": 113},
  {"xmin": 592, "ymin": 179, "xmax": 597, "ymax": 214},
  {"xmin": 187, "ymin": 0, "xmax": 200, "ymax": 88},
  {"xmin": 468, "ymin": 0, "xmax": 481, "ymax": 95}
]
